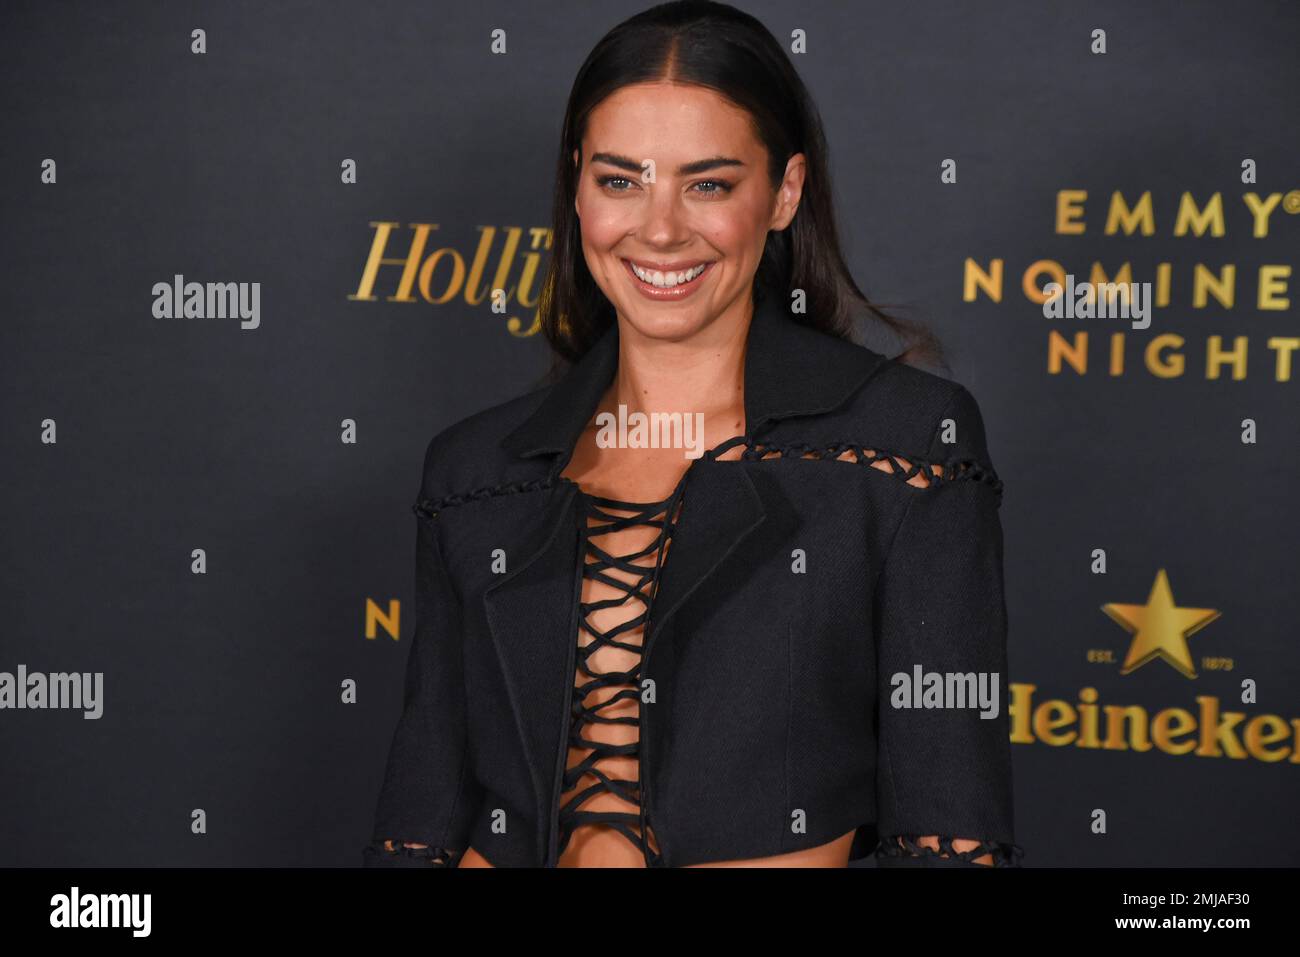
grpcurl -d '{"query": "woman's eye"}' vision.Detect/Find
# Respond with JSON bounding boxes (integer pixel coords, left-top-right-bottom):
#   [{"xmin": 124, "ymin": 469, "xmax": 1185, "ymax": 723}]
[
  {"xmin": 692, "ymin": 180, "xmax": 733, "ymax": 196},
  {"xmin": 596, "ymin": 175, "xmax": 635, "ymax": 192}
]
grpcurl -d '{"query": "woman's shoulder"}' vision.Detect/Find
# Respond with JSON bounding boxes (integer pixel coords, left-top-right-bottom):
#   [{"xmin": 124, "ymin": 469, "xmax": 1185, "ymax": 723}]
[
  {"xmin": 769, "ymin": 334, "xmax": 997, "ymax": 478},
  {"xmin": 414, "ymin": 384, "xmax": 556, "ymax": 506},
  {"xmin": 859, "ymin": 357, "xmax": 993, "ymax": 468}
]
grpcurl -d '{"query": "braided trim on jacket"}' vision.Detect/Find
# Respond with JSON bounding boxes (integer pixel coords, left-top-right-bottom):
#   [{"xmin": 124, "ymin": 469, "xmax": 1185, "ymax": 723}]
[
  {"xmin": 705, "ymin": 436, "xmax": 1003, "ymax": 501},
  {"xmin": 411, "ymin": 436, "xmax": 1002, "ymax": 521},
  {"xmin": 363, "ymin": 839, "xmax": 463, "ymax": 867},
  {"xmin": 413, "ymin": 476, "xmax": 559, "ymax": 521},
  {"xmin": 876, "ymin": 834, "xmax": 1025, "ymax": 867}
]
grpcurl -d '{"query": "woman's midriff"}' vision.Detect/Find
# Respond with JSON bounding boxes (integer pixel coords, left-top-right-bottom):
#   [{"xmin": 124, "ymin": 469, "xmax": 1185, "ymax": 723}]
[{"xmin": 458, "ymin": 828, "xmax": 858, "ymax": 867}]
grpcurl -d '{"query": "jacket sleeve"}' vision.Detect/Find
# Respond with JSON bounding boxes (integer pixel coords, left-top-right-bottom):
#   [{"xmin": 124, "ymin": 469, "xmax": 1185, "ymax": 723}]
[
  {"xmin": 363, "ymin": 440, "xmax": 482, "ymax": 867},
  {"xmin": 872, "ymin": 385, "xmax": 1023, "ymax": 868}
]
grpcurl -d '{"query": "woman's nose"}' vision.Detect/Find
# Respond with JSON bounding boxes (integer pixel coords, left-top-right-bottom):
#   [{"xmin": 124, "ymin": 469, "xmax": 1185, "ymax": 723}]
[{"xmin": 637, "ymin": 187, "xmax": 693, "ymax": 246}]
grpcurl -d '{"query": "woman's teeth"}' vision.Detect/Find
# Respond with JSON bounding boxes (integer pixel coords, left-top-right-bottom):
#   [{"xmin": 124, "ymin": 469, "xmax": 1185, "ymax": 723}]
[{"xmin": 628, "ymin": 261, "xmax": 709, "ymax": 287}]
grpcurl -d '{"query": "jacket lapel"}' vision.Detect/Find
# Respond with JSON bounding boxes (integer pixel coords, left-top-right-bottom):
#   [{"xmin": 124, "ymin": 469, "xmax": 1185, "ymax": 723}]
[
  {"xmin": 479, "ymin": 477, "xmax": 581, "ymax": 846},
  {"xmin": 641, "ymin": 456, "xmax": 766, "ymax": 666}
]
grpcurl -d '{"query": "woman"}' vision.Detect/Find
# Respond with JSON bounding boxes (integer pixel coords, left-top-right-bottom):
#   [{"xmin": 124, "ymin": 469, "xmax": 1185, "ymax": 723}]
[{"xmin": 364, "ymin": 0, "xmax": 1021, "ymax": 868}]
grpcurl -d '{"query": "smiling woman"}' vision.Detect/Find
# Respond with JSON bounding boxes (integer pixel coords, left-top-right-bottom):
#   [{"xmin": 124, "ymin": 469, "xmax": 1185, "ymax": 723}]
[{"xmin": 365, "ymin": 0, "xmax": 1021, "ymax": 870}]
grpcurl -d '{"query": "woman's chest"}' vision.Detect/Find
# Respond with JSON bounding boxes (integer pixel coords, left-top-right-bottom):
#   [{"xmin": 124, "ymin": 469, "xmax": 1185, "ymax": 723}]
[
  {"xmin": 442, "ymin": 456, "xmax": 907, "ymax": 725},
  {"xmin": 440, "ymin": 456, "xmax": 911, "ymax": 865}
]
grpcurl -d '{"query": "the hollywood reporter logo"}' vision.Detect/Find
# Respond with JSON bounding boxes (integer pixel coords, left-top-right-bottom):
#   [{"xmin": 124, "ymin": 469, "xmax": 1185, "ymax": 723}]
[{"xmin": 595, "ymin": 403, "xmax": 706, "ymax": 459}]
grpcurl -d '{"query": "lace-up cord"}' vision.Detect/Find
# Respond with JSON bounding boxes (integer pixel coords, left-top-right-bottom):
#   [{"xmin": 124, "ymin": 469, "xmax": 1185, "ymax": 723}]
[
  {"xmin": 556, "ymin": 484, "xmax": 684, "ymax": 866},
  {"xmin": 702, "ymin": 436, "xmax": 1002, "ymax": 500}
]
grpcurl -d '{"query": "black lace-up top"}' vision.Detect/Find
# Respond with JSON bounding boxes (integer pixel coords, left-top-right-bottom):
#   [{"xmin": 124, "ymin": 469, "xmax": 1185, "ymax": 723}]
[{"xmin": 554, "ymin": 476, "xmax": 688, "ymax": 867}]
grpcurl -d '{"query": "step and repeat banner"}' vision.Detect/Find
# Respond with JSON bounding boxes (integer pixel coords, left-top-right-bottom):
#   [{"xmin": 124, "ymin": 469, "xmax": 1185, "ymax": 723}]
[{"xmin": 2, "ymin": 0, "xmax": 1296, "ymax": 869}]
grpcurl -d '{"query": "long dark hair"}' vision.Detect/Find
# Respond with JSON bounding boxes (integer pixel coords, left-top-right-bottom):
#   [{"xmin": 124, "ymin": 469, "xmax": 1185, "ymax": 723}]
[{"xmin": 537, "ymin": 0, "xmax": 944, "ymax": 379}]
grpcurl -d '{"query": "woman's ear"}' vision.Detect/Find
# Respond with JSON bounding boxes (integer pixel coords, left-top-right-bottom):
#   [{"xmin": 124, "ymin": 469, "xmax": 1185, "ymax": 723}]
[{"xmin": 770, "ymin": 152, "xmax": 807, "ymax": 231}]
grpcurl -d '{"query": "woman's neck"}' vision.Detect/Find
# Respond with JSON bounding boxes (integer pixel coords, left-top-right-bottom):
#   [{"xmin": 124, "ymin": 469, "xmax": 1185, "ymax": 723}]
[{"xmin": 604, "ymin": 298, "xmax": 752, "ymax": 431}]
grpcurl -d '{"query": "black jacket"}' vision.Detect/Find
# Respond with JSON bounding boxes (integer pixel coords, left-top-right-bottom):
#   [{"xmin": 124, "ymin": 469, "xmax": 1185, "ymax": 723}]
[{"xmin": 363, "ymin": 293, "xmax": 1021, "ymax": 868}]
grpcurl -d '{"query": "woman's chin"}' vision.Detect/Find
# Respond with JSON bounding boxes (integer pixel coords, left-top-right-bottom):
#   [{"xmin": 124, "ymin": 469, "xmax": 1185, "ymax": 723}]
[{"xmin": 620, "ymin": 309, "xmax": 710, "ymax": 340}]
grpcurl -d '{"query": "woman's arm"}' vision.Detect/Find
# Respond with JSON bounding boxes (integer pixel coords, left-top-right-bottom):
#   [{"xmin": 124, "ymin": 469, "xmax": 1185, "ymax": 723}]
[
  {"xmin": 872, "ymin": 386, "xmax": 1022, "ymax": 868},
  {"xmin": 363, "ymin": 437, "xmax": 483, "ymax": 868}
]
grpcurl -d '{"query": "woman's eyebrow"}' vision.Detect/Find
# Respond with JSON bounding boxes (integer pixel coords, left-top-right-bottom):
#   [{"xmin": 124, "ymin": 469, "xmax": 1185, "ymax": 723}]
[{"xmin": 590, "ymin": 152, "xmax": 746, "ymax": 175}]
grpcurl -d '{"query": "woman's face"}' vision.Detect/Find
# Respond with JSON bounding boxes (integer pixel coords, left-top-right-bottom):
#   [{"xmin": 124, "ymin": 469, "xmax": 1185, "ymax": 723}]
[{"xmin": 574, "ymin": 81, "xmax": 805, "ymax": 343}]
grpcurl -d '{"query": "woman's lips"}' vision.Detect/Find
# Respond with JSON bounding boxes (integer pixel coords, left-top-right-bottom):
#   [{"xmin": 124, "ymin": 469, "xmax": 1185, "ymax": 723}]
[{"xmin": 621, "ymin": 258, "xmax": 716, "ymax": 300}]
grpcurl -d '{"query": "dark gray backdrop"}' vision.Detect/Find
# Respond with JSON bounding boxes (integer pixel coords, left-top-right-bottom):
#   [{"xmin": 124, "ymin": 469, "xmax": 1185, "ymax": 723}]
[{"xmin": 2, "ymin": 0, "xmax": 1297, "ymax": 866}]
